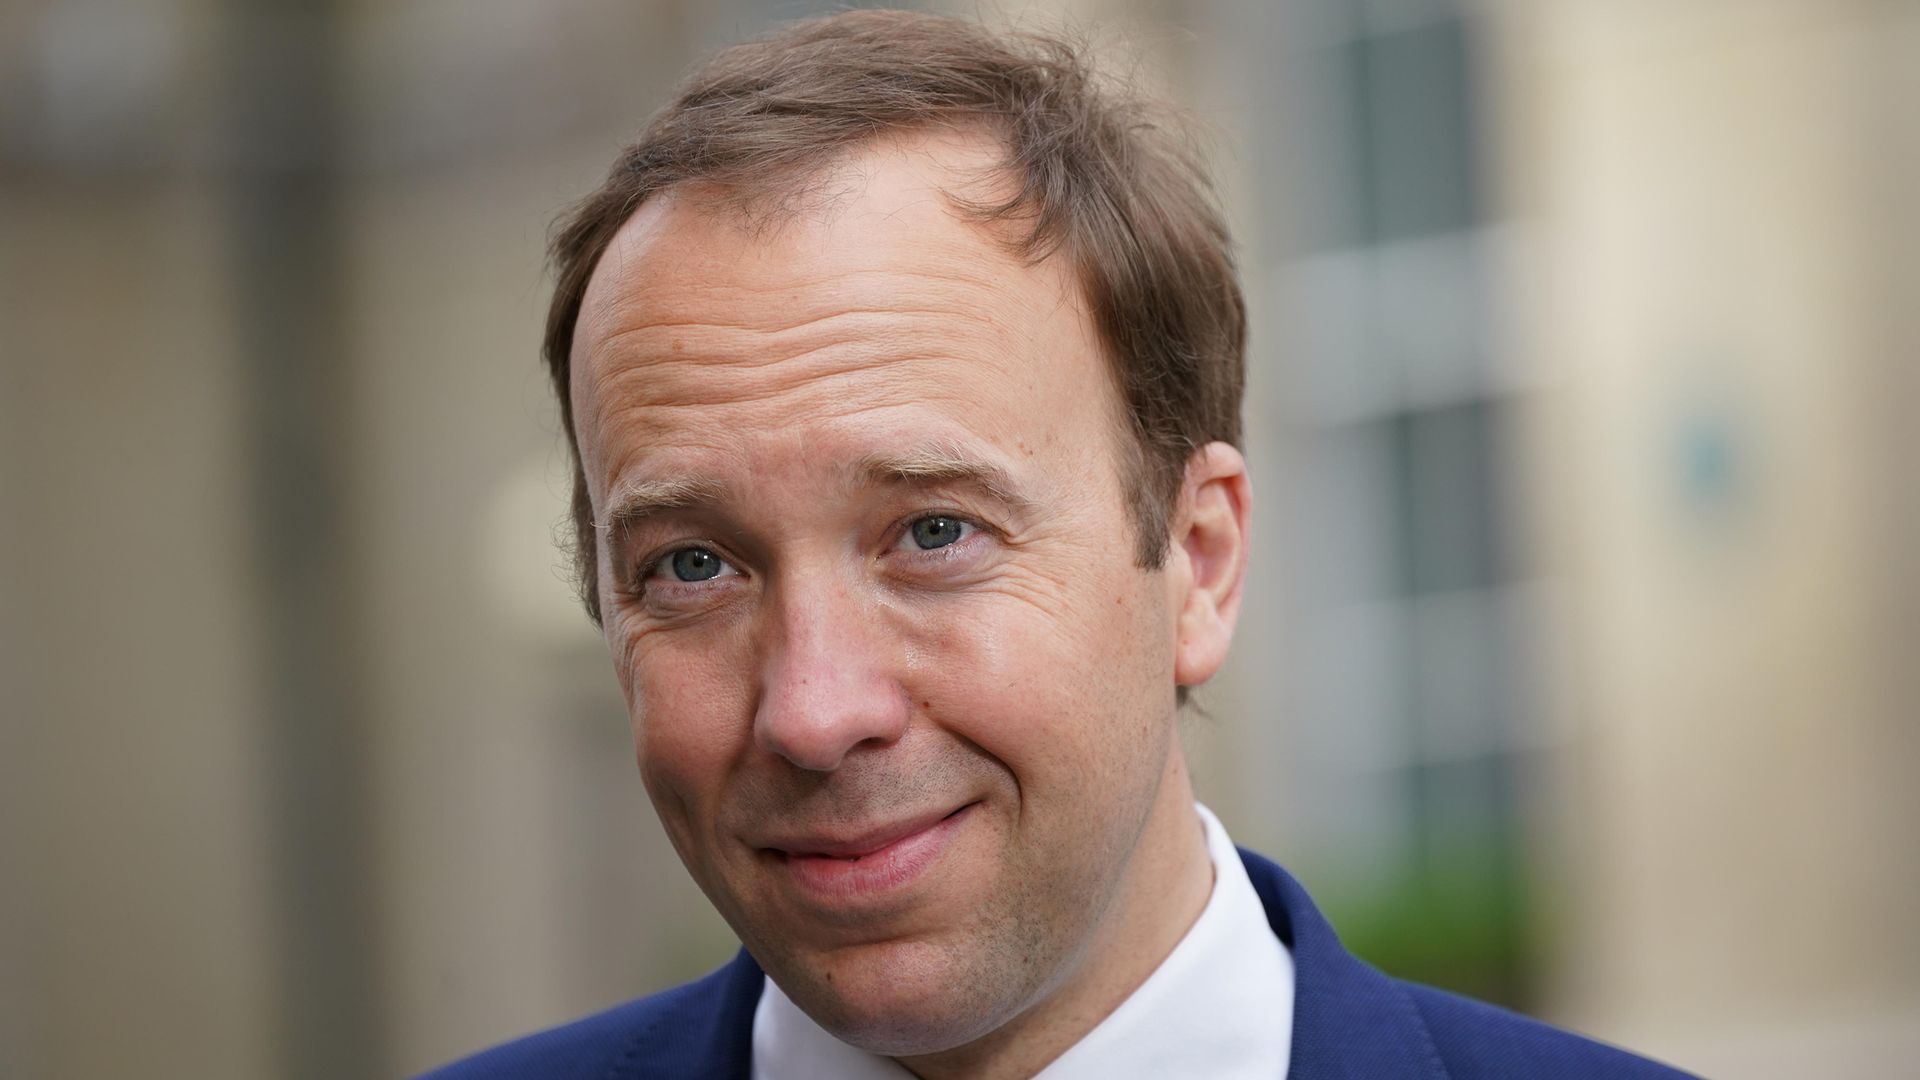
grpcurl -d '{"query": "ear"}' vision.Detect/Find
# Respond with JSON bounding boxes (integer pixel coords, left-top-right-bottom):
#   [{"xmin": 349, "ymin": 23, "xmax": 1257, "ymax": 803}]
[{"xmin": 1168, "ymin": 442, "xmax": 1252, "ymax": 688}]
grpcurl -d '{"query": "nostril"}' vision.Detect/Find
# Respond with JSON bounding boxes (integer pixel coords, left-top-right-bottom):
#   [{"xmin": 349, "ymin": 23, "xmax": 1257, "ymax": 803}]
[{"xmin": 752, "ymin": 669, "xmax": 912, "ymax": 771}]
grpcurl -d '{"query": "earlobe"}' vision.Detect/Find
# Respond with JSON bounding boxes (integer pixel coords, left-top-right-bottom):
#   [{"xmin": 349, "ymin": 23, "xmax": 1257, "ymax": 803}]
[{"xmin": 1170, "ymin": 442, "xmax": 1252, "ymax": 688}]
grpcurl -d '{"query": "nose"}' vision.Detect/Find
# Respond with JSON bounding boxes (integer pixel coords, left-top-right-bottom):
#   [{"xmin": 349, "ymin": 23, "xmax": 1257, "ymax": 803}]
[{"xmin": 753, "ymin": 580, "xmax": 910, "ymax": 772}]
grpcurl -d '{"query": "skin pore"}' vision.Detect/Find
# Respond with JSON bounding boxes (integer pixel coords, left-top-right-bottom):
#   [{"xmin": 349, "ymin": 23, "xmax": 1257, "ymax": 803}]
[{"xmin": 568, "ymin": 130, "xmax": 1252, "ymax": 1079}]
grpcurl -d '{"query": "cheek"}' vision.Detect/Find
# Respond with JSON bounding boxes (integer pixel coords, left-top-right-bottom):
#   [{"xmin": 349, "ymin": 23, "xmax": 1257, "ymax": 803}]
[
  {"xmin": 900, "ymin": 566, "xmax": 1174, "ymax": 784},
  {"xmin": 621, "ymin": 627, "xmax": 758, "ymax": 823}
]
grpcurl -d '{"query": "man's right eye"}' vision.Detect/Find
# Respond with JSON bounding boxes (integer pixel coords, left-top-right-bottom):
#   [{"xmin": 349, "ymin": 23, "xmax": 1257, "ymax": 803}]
[{"xmin": 652, "ymin": 546, "xmax": 736, "ymax": 584}]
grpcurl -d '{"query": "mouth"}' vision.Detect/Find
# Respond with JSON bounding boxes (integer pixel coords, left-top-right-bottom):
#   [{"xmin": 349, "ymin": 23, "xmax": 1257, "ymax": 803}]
[{"xmin": 762, "ymin": 802, "xmax": 977, "ymax": 901}]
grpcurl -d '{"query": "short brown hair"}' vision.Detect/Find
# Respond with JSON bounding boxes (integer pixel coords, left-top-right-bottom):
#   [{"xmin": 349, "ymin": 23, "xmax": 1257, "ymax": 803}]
[{"xmin": 546, "ymin": 9, "xmax": 1245, "ymax": 623}]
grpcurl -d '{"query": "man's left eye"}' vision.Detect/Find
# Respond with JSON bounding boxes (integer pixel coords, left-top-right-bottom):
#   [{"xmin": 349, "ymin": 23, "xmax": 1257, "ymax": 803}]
[
  {"xmin": 647, "ymin": 545, "xmax": 739, "ymax": 585},
  {"xmin": 903, "ymin": 515, "xmax": 972, "ymax": 551}
]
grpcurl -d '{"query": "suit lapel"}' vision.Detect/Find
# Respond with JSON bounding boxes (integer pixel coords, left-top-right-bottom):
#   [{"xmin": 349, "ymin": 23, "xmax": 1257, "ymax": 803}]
[
  {"xmin": 611, "ymin": 947, "xmax": 762, "ymax": 1079},
  {"xmin": 1239, "ymin": 847, "xmax": 1450, "ymax": 1080}
]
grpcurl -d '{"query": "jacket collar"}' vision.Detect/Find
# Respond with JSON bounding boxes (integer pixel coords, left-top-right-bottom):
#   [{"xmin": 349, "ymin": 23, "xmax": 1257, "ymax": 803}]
[
  {"xmin": 619, "ymin": 849, "xmax": 1445, "ymax": 1080},
  {"xmin": 1238, "ymin": 846, "xmax": 1448, "ymax": 1079},
  {"xmin": 608, "ymin": 946, "xmax": 762, "ymax": 1079}
]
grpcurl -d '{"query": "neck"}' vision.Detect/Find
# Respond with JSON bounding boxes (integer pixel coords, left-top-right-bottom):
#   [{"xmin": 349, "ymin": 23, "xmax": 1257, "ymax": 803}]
[{"xmin": 894, "ymin": 749, "xmax": 1214, "ymax": 1080}]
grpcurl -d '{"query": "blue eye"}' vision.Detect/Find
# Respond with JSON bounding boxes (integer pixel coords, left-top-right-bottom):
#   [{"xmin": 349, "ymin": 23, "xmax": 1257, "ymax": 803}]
[
  {"xmin": 908, "ymin": 516, "xmax": 967, "ymax": 550},
  {"xmin": 667, "ymin": 547, "xmax": 726, "ymax": 582}
]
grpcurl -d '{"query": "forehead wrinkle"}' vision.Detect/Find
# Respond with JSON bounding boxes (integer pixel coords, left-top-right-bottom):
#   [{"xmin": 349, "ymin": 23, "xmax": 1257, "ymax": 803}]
[
  {"xmin": 588, "ymin": 301, "xmax": 1016, "ymax": 375},
  {"xmin": 577, "ymin": 285, "xmax": 1034, "ymax": 429},
  {"xmin": 580, "ymin": 296, "xmax": 1029, "ymax": 431},
  {"xmin": 576, "ymin": 235, "xmax": 1063, "ymax": 382},
  {"xmin": 590, "ymin": 345, "xmax": 1008, "ymax": 420}
]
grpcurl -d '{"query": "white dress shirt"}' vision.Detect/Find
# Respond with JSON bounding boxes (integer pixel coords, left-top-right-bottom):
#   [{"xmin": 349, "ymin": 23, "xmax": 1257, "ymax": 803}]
[{"xmin": 750, "ymin": 803, "xmax": 1294, "ymax": 1079}]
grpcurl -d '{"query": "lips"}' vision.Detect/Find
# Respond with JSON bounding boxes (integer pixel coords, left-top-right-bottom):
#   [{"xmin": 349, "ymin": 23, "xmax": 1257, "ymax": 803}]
[
  {"xmin": 766, "ymin": 804, "xmax": 968, "ymax": 858},
  {"xmin": 762, "ymin": 802, "xmax": 976, "ymax": 901}
]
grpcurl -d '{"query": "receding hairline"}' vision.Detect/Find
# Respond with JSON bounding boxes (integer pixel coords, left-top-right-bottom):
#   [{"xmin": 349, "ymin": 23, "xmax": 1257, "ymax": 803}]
[
  {"xmin": 576, "ymin": 124, "xmax": 1045, "ymax": 312},
  {"xmin": 544, "ymin": 9, "xmax": 1247, "ymax": 624},
  {"xmin": 566, "ymin": 128, "xmax": 1098, "ymax": 459}
]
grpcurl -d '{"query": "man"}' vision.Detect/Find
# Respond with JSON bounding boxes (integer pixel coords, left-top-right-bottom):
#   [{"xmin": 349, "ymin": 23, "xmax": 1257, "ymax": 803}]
[{"xmin": 426, "ymin": 11, "xmax": 1691, "ymax": 1079}]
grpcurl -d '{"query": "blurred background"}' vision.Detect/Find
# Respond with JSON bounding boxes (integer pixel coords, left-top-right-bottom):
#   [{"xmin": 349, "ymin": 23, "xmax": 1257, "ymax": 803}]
[{"xmin": 3, "ymin": 0, "xmax": 1916, "ymax": 1076}]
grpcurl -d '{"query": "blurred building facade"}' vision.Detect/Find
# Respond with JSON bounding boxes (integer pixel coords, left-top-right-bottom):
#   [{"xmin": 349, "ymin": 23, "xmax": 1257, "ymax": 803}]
[{"xmin": 2, "ymin": 1, "xmax": 1915, "ymax": 1077}]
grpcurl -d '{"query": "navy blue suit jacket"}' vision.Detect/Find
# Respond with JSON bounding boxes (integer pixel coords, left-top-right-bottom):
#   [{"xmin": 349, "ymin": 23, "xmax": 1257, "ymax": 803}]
[{"xmin": 423, "ymin": 848, "xmax": 1694, "ymax": 1078}]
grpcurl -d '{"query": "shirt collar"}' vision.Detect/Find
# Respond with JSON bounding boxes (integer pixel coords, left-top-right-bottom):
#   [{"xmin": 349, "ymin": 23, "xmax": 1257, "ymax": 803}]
[{"xmin": 749, "ymin": 803, "xmax": 1294, "ymax": 1079}]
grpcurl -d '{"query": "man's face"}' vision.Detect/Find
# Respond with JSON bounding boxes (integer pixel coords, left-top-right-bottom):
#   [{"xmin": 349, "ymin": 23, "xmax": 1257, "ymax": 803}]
[{"xmin": 570, "ymin": 134, "xmax": 1207, "ymax": 1054}]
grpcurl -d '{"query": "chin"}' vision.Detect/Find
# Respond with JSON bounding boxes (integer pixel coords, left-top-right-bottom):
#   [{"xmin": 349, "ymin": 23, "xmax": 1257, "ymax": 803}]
[
  {"xmin": 808, "ymin": 989, "xmax": 1012, "ymax": 1059},
  {"xmin": 771, "ymin": 936, "xmax": 1032, "ymax": 1058}
]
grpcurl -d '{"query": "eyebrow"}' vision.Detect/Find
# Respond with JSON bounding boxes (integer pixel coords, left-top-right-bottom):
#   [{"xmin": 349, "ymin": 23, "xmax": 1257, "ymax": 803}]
[
  {"xmin": 595, "ymin": 476, "xmax": 729, "ymax": 534},
  {"xmin": 594, "ymin": 440, "xmax": 1033, "ymax": 535},
  {"xmin": 855, "ymin": 442, "xmax": 1034, "ymax": 513}
]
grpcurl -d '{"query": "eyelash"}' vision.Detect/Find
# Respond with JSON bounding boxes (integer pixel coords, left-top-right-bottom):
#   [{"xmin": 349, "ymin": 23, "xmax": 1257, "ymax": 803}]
[
  {"xmin": 890, "ymin": 509, "xmax": 994, "ymax": 560},
  {"xmin": 631, "ymin": 511, "xmax": 991, "ymax": 593}
]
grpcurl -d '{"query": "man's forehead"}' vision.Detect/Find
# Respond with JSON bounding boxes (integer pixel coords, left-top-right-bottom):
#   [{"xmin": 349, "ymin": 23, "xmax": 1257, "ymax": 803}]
[
  {"xmin": 573, "ymin": 129, "xmax": 1048, "ymax": 349},
  {"xmin": 561, "ymin": 128, "xmax": 1133, "ymax": 533}
]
